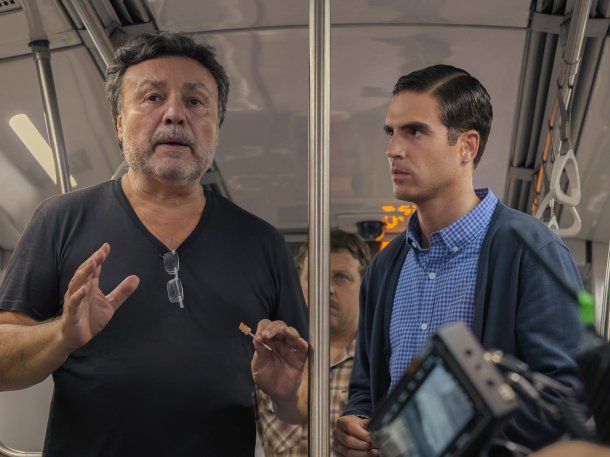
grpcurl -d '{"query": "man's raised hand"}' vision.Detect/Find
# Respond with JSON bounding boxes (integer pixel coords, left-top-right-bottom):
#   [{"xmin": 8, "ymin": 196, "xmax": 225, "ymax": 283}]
[
  {"xmin": 251, "ymin": 319, "xmax": 308, "ymax": 402},
  {"xmin": 60, "ymin": 243, "xmax": 139, "ymax": 351}
]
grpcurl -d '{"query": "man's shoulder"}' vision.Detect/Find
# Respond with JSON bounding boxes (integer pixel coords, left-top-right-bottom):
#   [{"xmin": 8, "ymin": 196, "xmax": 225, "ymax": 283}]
[
  {"xmin": 37, "ymin": 181, "xmax": 114, "ymax": 214},
  {"xmin": 207, "ymin": 189, "xmax": 285, "ymax": 242},
  {"xmin": 488, "ymin": 202, "xmax": 565, "ymax": 249},
  {"xmin": 33, "ymin": 181, "xmax": 116, "ymax": 223}
]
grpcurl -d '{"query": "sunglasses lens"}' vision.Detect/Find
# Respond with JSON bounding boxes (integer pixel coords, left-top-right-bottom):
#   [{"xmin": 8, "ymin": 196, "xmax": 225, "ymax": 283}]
[
  {"xmin": 167, "ymin": 277, "xmax": 184, "ymax": 303},
  {"xmin": 162, "ymin": 251, "xmax": 179, "ymax": 274}
]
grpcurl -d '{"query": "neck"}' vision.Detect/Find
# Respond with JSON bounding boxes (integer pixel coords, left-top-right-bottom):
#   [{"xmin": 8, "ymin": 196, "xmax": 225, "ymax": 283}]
[
  {"xmin": 415, "ymin": 182, "xmax": 481, "ymax": 248},
  {"xmin": 330, "ymin": 331, "xmax": 355, "ymax": 363},
  {"xmin": 122, "ymin": 168, "xmax": 205, "ymax": 208}
]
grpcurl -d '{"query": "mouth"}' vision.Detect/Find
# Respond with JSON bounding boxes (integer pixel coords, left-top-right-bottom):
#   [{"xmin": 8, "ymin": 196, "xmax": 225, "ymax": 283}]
[
  {"xmin": 155, "ymin": 137, "xmax": 190, "ymax": 149},
  {"xmin": 157, "ymin": 142, "xmax": 188, "ymax": 148},
  {"xmin": 391, "ymin": 167, "xmax": 411, "ymax": 178}
]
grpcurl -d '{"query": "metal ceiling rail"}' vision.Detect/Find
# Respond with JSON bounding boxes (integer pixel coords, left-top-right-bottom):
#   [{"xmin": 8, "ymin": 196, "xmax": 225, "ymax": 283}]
[
  {"xmin": 70, "ymin": 0, "xmax": 114, "ymax": 68},
  {"xmin": 307, "ymin": 0, "xmax": 331, "ymax": 456},
  {"xmin": 530, "ymin": 0, "xmax": 592, "ymax": 237},
  {"xmin": 504, "ymin": 0, "xmax": 606, "ymax": 220}
]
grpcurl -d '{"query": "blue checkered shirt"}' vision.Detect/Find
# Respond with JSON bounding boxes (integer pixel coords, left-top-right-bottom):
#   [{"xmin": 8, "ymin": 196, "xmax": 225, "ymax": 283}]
[{"xmin": 389, "ymin": 188, "xmax": 498, "ymax": 390}]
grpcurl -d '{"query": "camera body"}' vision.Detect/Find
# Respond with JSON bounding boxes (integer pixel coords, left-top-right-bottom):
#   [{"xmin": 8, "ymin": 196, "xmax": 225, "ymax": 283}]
[{"xmin": 369, "ymin": 322, "xmax": 518, "ymax": 457}]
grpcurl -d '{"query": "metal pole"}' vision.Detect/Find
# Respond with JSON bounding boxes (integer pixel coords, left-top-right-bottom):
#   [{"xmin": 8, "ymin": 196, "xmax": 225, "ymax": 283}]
[
  {"xmin": 555, "ymin": 0, "xmax": 592, "ymax": 135},
  {"xmin": 602, "ymin": 242, "xmax": 610, "ymax": 342},
  {"xmin": 29, "ymin": 40, "xmax": 72, "ymax": 194},
  {"xmin": 558, "ymin": 0, "xmax": 593, "ymax": 90},
  {"xmin": 307, "ymin": 0, "xmax": 331, "ymax": 456},
  {"xmin": 70, "ymin": 0, "xmax": 114, "ymax": 69},
  {"xmin": 556, "ymin": 0, "xmax": 592, "ymax": 133},
  {"xmin": 0, "ymin": 441, "xmax": 41, "ymax": 457}
]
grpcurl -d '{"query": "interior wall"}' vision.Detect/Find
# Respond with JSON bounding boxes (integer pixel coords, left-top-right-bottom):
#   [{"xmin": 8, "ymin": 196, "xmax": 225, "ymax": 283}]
[{"xmin": 564, "ymin": 238, "xmax": 609, "ymax": 334}]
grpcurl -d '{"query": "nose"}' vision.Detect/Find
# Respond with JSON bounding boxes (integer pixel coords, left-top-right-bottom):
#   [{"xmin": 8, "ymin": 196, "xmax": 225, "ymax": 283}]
[
  {"xmin": 330, "ymin": 284, "xmax": 335, "ymax": 295},
  {"xmin": 161, "ymin": 93, "xmax": 186, "ymax": 126},
  {"xmin": 386, "ymin": 134, "xmax": 406, "ymax": 160}
]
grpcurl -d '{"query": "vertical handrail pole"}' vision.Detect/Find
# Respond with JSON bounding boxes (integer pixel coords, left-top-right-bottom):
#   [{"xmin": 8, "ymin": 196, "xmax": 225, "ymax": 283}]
[
  {"xmin": 601, "ymin": 243, "xmax": 610, "ymax": 342},
  {"xmin": 70, "ymin": 0, "xmax": 114, "ymax": 69},
  {"xmin": 307, "ymin": 0, "xmax": 331, "ymax": 456},
  {"xmin": 29, "ymin": 40, "xmax": 72, "ymax": 194}
]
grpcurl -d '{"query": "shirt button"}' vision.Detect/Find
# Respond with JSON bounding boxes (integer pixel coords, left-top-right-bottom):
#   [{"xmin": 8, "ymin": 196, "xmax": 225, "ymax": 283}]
[
  {"xmin": 420, "ymin": 323, "xmax": 428, "ymax": 330},
  {"xmin": 428, "ymin": 272, "xmax": 436, "ymax": 279},
  {"xmin": 452, "ymin": 246, "xmax": 460, "ymax": 253}
]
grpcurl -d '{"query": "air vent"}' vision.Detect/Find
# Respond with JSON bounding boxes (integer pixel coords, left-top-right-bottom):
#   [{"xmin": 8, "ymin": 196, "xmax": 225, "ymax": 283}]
[
  {"xmin": 109, "ymin": 0, "xmax": 149, "ymax": 25},
  {"xmin": 0, "ymin": 0, "xmax": 21, "ymax": 14}
]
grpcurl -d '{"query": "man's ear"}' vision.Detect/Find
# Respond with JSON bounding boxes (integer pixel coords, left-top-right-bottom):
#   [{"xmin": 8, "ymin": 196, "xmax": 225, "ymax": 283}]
[
  {"xmin": 460, "ymin": 130, "xmax": 480, "ymax": 166},
  {"xmin": 116, "ymin": 113, "xmax": 123, "ymax": 145}
]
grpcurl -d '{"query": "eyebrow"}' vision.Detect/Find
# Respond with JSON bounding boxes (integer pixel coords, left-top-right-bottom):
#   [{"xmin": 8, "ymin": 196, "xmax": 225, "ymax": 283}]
[
  {"xmin": 136, "ymin": 80, "xmax": 211, "ymax": 93},
  {"xmin": 331, "ymin": 268, "xmax": 353, "ymax": 276},
  {"xmin": 384, "ymin": 121, "xmax": 432, "ymax": 135},
  {"xmin": 184, "ymin": 82, "xmax": 210, "ymax": 92},
  {"xmin": 137, "ymin": 80, "xmax": 166, "ymax": 90}
]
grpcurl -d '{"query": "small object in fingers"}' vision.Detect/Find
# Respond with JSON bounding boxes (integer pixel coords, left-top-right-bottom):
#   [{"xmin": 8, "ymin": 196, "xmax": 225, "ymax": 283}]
[
  {"xmin": 238, "ymin": 322, "xmax": 251, "ymax": 335},
  {"xmin": 239, "ymin": 322, "xmax": 273, "ymax": 351}
]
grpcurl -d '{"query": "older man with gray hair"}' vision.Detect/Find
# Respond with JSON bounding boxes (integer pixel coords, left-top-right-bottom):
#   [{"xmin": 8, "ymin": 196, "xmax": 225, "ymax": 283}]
[{"xmin": 0, "ymin": 32, "xmax": 308, "ymax": 457}]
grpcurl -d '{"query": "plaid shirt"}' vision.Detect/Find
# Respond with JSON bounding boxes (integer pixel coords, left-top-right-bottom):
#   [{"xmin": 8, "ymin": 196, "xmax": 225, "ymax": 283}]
[
  {"xmin": 255, "ymin": 340, "xmax": 356, "ymax": 457},
  {"xmin": 389, "ymin": 188, "xmax": 497, "ymax": 390}
]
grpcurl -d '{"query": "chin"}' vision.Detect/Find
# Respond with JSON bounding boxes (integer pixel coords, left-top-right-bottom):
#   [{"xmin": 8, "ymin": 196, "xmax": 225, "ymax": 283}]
[
  {"xmin": 154, "ymin": 158, "xmax": 207, "ymax": 183},
  {"xmin": 149, "ymin": 166, "xmax": 200, "ymax": 185},
  {"xmin": 393, "ymin": 188, "xmax": 416, "ymax": 203},
  {"xmin": 329, "ymin": 319, "xmax": 339, "ymax": 333}
]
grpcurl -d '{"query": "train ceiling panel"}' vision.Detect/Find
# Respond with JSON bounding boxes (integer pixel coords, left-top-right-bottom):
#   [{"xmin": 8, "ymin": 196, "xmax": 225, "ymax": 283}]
[
  {"xmin": 202, "ymin": 24, "xmax": 526, "ymax": 230},
  {"xmin": 0, "ymin": 45, "xmax": 121, "ymax": 249},
  {"xmin": 331, "ymin": 0, "xmax": 531, "ymax": 28},
  {"xmin": 0, "ymin": 0, "xmax": 80, "ymax": 60},
  {"xmin": 144, "ymin": 0, "xmax": 531, "ymax": 33},
  {"xmin": 145, "ymin": 0, "xmax": 308, "ymax": 32}
]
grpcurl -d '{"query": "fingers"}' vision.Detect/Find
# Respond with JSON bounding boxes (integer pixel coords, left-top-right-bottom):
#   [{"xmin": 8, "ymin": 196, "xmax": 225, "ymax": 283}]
[
  {"xmin": 106, "ymin": 275, "xmax": 140, "ymax": 311},
  {"xmin": 66, "ymin": 244, "xmax": 110, "ymax": 297},
  {"xmin": 334, "ymin": 416, "xmax": 375, "ymax": 452},
  {"xmin": 334, "ymin": 429, "xmax": 376, "ymax": 453},
  {"xmin": 64, "ymin": 285, "xmax": 88, "ymax": 316},
  {"xmin": 255, "ymin": 320, "xmax": 309, "ymax": 354}
]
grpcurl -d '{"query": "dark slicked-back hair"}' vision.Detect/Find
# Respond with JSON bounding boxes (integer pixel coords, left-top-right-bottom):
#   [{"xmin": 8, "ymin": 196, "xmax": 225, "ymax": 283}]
[
  {"xmin": 295, "ymin": 229, "xmax": 372, "ymax": 277},
  {"xmin": 393, "ymin": 64, "xmax": 492, "ymax": 167},
  {"xmin": 105, "ymin": 32, "xmax": 230, "ymax": 126}
]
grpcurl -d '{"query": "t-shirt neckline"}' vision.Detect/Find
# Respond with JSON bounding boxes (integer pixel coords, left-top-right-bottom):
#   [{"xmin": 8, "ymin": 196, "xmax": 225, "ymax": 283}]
[{"xmin": 112, "ymin": 177, "xmax": 214, "ymax": 254}]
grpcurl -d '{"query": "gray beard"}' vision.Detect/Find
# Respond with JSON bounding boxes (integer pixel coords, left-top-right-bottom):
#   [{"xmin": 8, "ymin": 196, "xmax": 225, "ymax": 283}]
[{"xmin": 123, "ymin": 142, "xmax": 213, "ymax": 185}]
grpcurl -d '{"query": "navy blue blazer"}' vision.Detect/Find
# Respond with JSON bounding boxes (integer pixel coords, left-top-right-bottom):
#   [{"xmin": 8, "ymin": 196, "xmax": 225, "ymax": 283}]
[{"xmin": 344, "ymin": 201, "xmax": 584, "ymax": 451}]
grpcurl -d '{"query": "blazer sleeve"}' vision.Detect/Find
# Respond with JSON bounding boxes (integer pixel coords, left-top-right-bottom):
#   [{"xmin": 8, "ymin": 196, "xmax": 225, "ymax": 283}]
[
  {"xmin": 343, "ymin": 267, "xmax": 373, "ymax": 418},
  {"xmin": 501, "ymin": 238, "xmax": 585, "ymax": 451}
]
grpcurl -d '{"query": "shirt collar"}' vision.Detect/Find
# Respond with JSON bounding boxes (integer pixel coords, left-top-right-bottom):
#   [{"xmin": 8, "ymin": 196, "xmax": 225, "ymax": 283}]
[
  {"xmin": 331, "ymin": 339, "xmax": 356, "ymax": 368},
  {"xmin": 405, "ymin": 188, "xmax": 497, "ymax": 252}
]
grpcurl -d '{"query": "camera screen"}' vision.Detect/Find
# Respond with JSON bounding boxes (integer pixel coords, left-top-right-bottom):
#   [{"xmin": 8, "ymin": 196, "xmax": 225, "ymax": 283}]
[{"xmin": 377, "ymin": 362, "xmax": 475, "ymax": 457}]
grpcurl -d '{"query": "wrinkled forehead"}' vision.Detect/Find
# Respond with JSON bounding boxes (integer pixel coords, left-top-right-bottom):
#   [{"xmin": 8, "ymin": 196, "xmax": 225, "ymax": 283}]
[{"xmin": 120, "ymin": 55, "xmax": 219, "ymax": 100}]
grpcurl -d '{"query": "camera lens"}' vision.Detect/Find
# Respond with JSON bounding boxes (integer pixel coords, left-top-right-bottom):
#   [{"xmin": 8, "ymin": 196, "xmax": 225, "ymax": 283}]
[{"xmin": 356, "ymin": 220, "xmax": 385, "ymax": 241}]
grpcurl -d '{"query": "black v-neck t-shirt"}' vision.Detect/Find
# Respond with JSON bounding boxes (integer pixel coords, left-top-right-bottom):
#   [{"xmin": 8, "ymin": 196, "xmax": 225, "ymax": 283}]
[{"xmin": 0, "ymin": 179, "xmax": 308, "ymax": 456}]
